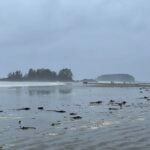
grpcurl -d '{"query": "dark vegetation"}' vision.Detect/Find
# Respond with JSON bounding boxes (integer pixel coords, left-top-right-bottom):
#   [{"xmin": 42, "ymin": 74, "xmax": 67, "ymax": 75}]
[{"xmin": 1, "ymin": 68, "xmax": 73, "ymax": 81}]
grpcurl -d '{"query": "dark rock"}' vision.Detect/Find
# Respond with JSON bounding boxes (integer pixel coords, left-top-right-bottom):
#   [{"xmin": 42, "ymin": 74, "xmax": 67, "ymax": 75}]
[
  {"xmin": 18, "ymin": 120, "xmax": 21, "ymax": 125},
  {"xmin": 70, "ymin": 113, "xmax": 77, "ymax": 116},
  {"xmin": 51, "ymin": 122, "xmax": 61, "ymax": 126},
  {"xmin": 20, "ymin": 126, "xmax": 36, "ymax": 130},
  {"xmin": 46, "ymin": 110, "xmax": 66, "ymax": 113},
  {"xmin": 0, "ymin": 111, "xmax": 3, "ymax": 113},
  {"xmin": 109, "ymin": 108, "xmax": 119, "ymax": 111},
  {"xmin": 122, "ymin": 101, "xmax": 127, "ymax": 105},
  {"xmin": 16, "ymin": 107, "xmax": 31, "ymax": 111},
  {"xmin": 71, "ymin": 116, "xmax": 82, "ymax": 120},
  {"xmin": 51, "ymin": 123, "xmax": 56, "ymax": 126},
  {"xmin": 115, "ymin": 101, "xmax": 127, "ymax": 109},
  {"xmin": 108, "ymin": 100, "xmax": 115, "ymax": 105},
  {"xmin": 110, "ymin": 100, "xmax": 115, "ymax": 103},
  {"xmin": 55, "ymin": 110, "xmax": 66, "ymax": 113},
  {"xmin": 38, "ymin": 107, "xmax": 44, "ymax": 110},
  {"xmin": 90, "ymin": 101, "xmax": 102, "ymax": 105},
  {"xmin": 144, "ymin": 96, "xmax": 149, "ymax": 99}
]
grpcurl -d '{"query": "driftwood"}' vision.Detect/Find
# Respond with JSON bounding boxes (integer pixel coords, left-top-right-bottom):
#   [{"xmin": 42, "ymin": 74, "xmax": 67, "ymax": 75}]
[
  {"xmin": 20, "ymin": 126, "xmax": 36, "ymax": 130},
  {"xmin": 109, "ymin": 108, "xmax": 119, "ymax": 111},
  {"xmin": 16, "ymin": 107, "xmax": 31, "ymax": 111},
  {"xmin": 71, "ymin": 116, "xmax": 82, "ymax": 120},
  {"xmin": 46, "ymin": 110, "xmax": 66, "ymax": 113},
  {"xmin": 90, "ymin": 101, "xmax": 102, "ymax": 105}
]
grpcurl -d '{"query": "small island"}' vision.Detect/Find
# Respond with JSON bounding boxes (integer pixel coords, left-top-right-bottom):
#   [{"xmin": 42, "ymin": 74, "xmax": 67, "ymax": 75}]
[
  {"xmin": 97, "ymin": 74, "xmax": 135, "ymax": 83},
  {"xmin": 83, "ymin": 74, "xmax": 150, "ymax": 87},
  {"xmin": 0, "ymin": 68, "xmax": 73, "ymax": 82}
]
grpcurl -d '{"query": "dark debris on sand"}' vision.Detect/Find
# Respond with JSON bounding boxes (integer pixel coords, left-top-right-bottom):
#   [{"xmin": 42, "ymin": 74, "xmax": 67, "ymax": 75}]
[
  {"xmin": 1, "ymin": 92, "xmax": 149, "ymax": 133},
  {"xmin": 18, "ymin": 120, "xmax": 36, "ymax": 130},
  {"xmin": 71, "ymin": 116, "xmax": 82, "ymax": 120},
  {"xmin": 109, "ymin": 108, "xmax": 119, "ymax": 111},
  {"xmin": 20, "ymin": 126, "xmax": 36, "ymax": 130},
  {"xmin": 89, "ymin": 101, "xmax": 103, "ymax": 105},
  {"xmin": 108, "ymin": 100, "xmax": 127, "ymax": 109},
  {"xmin": 51, "ymin": 122, "xmax": 61, "ymax": 126},
  {"xmin": 16, "ymin": 107, "xmax": 31, "ymax": 111},
  {"xmin": 38, "ymin": 107, "xmax": 44, "ymax": 110},
  {"xmin": 46, "ymin": 110, "xmax": 66, "ymax": 113},
  {"xmin": 70, "ymin": 113, "xmax": 77, "ymax": 116}
]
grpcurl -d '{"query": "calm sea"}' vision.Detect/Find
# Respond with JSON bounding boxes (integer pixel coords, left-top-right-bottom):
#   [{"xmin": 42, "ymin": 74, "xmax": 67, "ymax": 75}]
[{"xmin": 0, "ymin": 82, "xmax": 150, "ymax": 150}]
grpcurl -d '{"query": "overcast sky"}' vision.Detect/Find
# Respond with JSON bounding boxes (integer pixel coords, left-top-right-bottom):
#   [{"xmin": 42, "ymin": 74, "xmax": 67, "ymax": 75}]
[{"xmin": 0, "ymin": 0, "xmax": 150, "ymax": 81}]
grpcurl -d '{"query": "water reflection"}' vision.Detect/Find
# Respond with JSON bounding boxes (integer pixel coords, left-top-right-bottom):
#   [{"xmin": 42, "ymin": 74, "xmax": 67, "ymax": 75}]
[
  {"xmin": 28, "ymin": 86, "xmax": 56, "ymax": 96},
  {"xmin": 27, "ymin": 85, "xmax": 72, "ymax": 96},
  {"xmin": 59, "ymin": 86, "xmax": 72, "ymax": 94}
]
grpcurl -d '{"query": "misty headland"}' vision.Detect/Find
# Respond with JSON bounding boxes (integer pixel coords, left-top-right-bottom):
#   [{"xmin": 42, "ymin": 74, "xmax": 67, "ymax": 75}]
[
  {"xmin": 0, "ymin": 68, "xmax": 73, "ymax": 82},
  {"xmin": 1, "ymin": 69, "xmax": 150, "ymax": 88}
]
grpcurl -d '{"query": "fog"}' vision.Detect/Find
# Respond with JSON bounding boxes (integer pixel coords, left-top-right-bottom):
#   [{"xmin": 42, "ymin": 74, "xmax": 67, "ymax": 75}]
[{"xmin": 0, "ymin": 0, "xmax": 150, "ymax": 81}]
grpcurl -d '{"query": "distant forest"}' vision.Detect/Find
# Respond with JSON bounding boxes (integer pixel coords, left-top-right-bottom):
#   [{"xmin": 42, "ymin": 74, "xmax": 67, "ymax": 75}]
[{"xmin": 1, "ymin": 68, "xmax": 73, "ymax": 81}]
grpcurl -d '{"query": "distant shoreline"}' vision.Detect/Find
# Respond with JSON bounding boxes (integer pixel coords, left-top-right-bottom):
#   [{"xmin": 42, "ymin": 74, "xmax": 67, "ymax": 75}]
[
  {"xmin": 84, "ymin": 82, "xmax": 150, "ymax": 88},
  {"xmin": 0, "ymin": 79, "xmax": 73, "ymax": 82}
]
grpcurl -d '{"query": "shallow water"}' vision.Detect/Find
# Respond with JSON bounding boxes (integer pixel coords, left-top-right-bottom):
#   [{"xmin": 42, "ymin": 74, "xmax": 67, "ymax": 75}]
[{"xmin": 0, "ymin": 82, "xmax": 150, "ymax": 150}]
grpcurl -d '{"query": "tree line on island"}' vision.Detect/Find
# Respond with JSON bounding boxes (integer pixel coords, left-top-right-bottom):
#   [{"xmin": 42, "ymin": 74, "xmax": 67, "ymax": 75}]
[{"xmin": 2, "ymin": 68, "xmax": 73, "ymax": 81}]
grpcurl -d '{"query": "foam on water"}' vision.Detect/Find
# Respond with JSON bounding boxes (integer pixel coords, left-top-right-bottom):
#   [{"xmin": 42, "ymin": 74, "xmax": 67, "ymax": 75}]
[
  {"xmin": 48, "ymin": 133, "xmax": 58, "ymax": 136},
  {"xmin": 0, "ymin": 116, "xmax": 23, "ymax": 120}
]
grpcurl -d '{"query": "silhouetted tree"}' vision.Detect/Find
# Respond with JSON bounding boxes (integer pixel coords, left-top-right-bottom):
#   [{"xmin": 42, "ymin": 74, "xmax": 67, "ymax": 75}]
[
  {"xmin": 6, "ymin": 68, "xmax": 73, "ymax": 81},
  {"xmin": 26, "ymin": 68, "xmax": 57, "ymax": 81},
  {"xmin": 7, "ymin": 70, "xmax": 23, "ymax": 80},
  {"xmin": 58, "ymin": 68, "xmax": 73, "ymax": 81},
  {"xmin": 27, "ymin": 69, "xmax": 37, "ymax": 80}
]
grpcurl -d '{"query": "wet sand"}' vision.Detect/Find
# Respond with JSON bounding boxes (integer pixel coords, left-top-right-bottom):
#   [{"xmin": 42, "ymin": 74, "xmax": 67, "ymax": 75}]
[{"xmin": 0, "ymin": 82, "xmax": 150, "ymax": 150}]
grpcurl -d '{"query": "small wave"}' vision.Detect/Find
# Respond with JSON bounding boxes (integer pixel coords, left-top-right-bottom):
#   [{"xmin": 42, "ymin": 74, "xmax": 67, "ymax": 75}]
[
  {"xmin": 2, "ymin": 144, "xmax": 16, "ymax": 149},
  {"xmin": 137, "ymin": 118, "xmax": 145, "ymax": 121},
  {"xmin": 48, "ymin": 133, "xmax": 58, "ymax": 136},
  {"xmin": 0, "ymin": 81, "xmax": 65, "ymax": 88},
  {"xmin": 79, "ymin": 121, "xmax": 120, "ymax": 130},
  {"xmin": 0, "ymin": 116, "xmax": 23, "ymax": 120}
]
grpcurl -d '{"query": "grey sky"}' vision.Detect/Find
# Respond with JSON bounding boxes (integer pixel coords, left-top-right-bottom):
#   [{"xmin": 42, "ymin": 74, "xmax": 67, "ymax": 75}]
[{"xmin": 0, "ymin": 0, "xmax": 150, "ymax": 81}]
